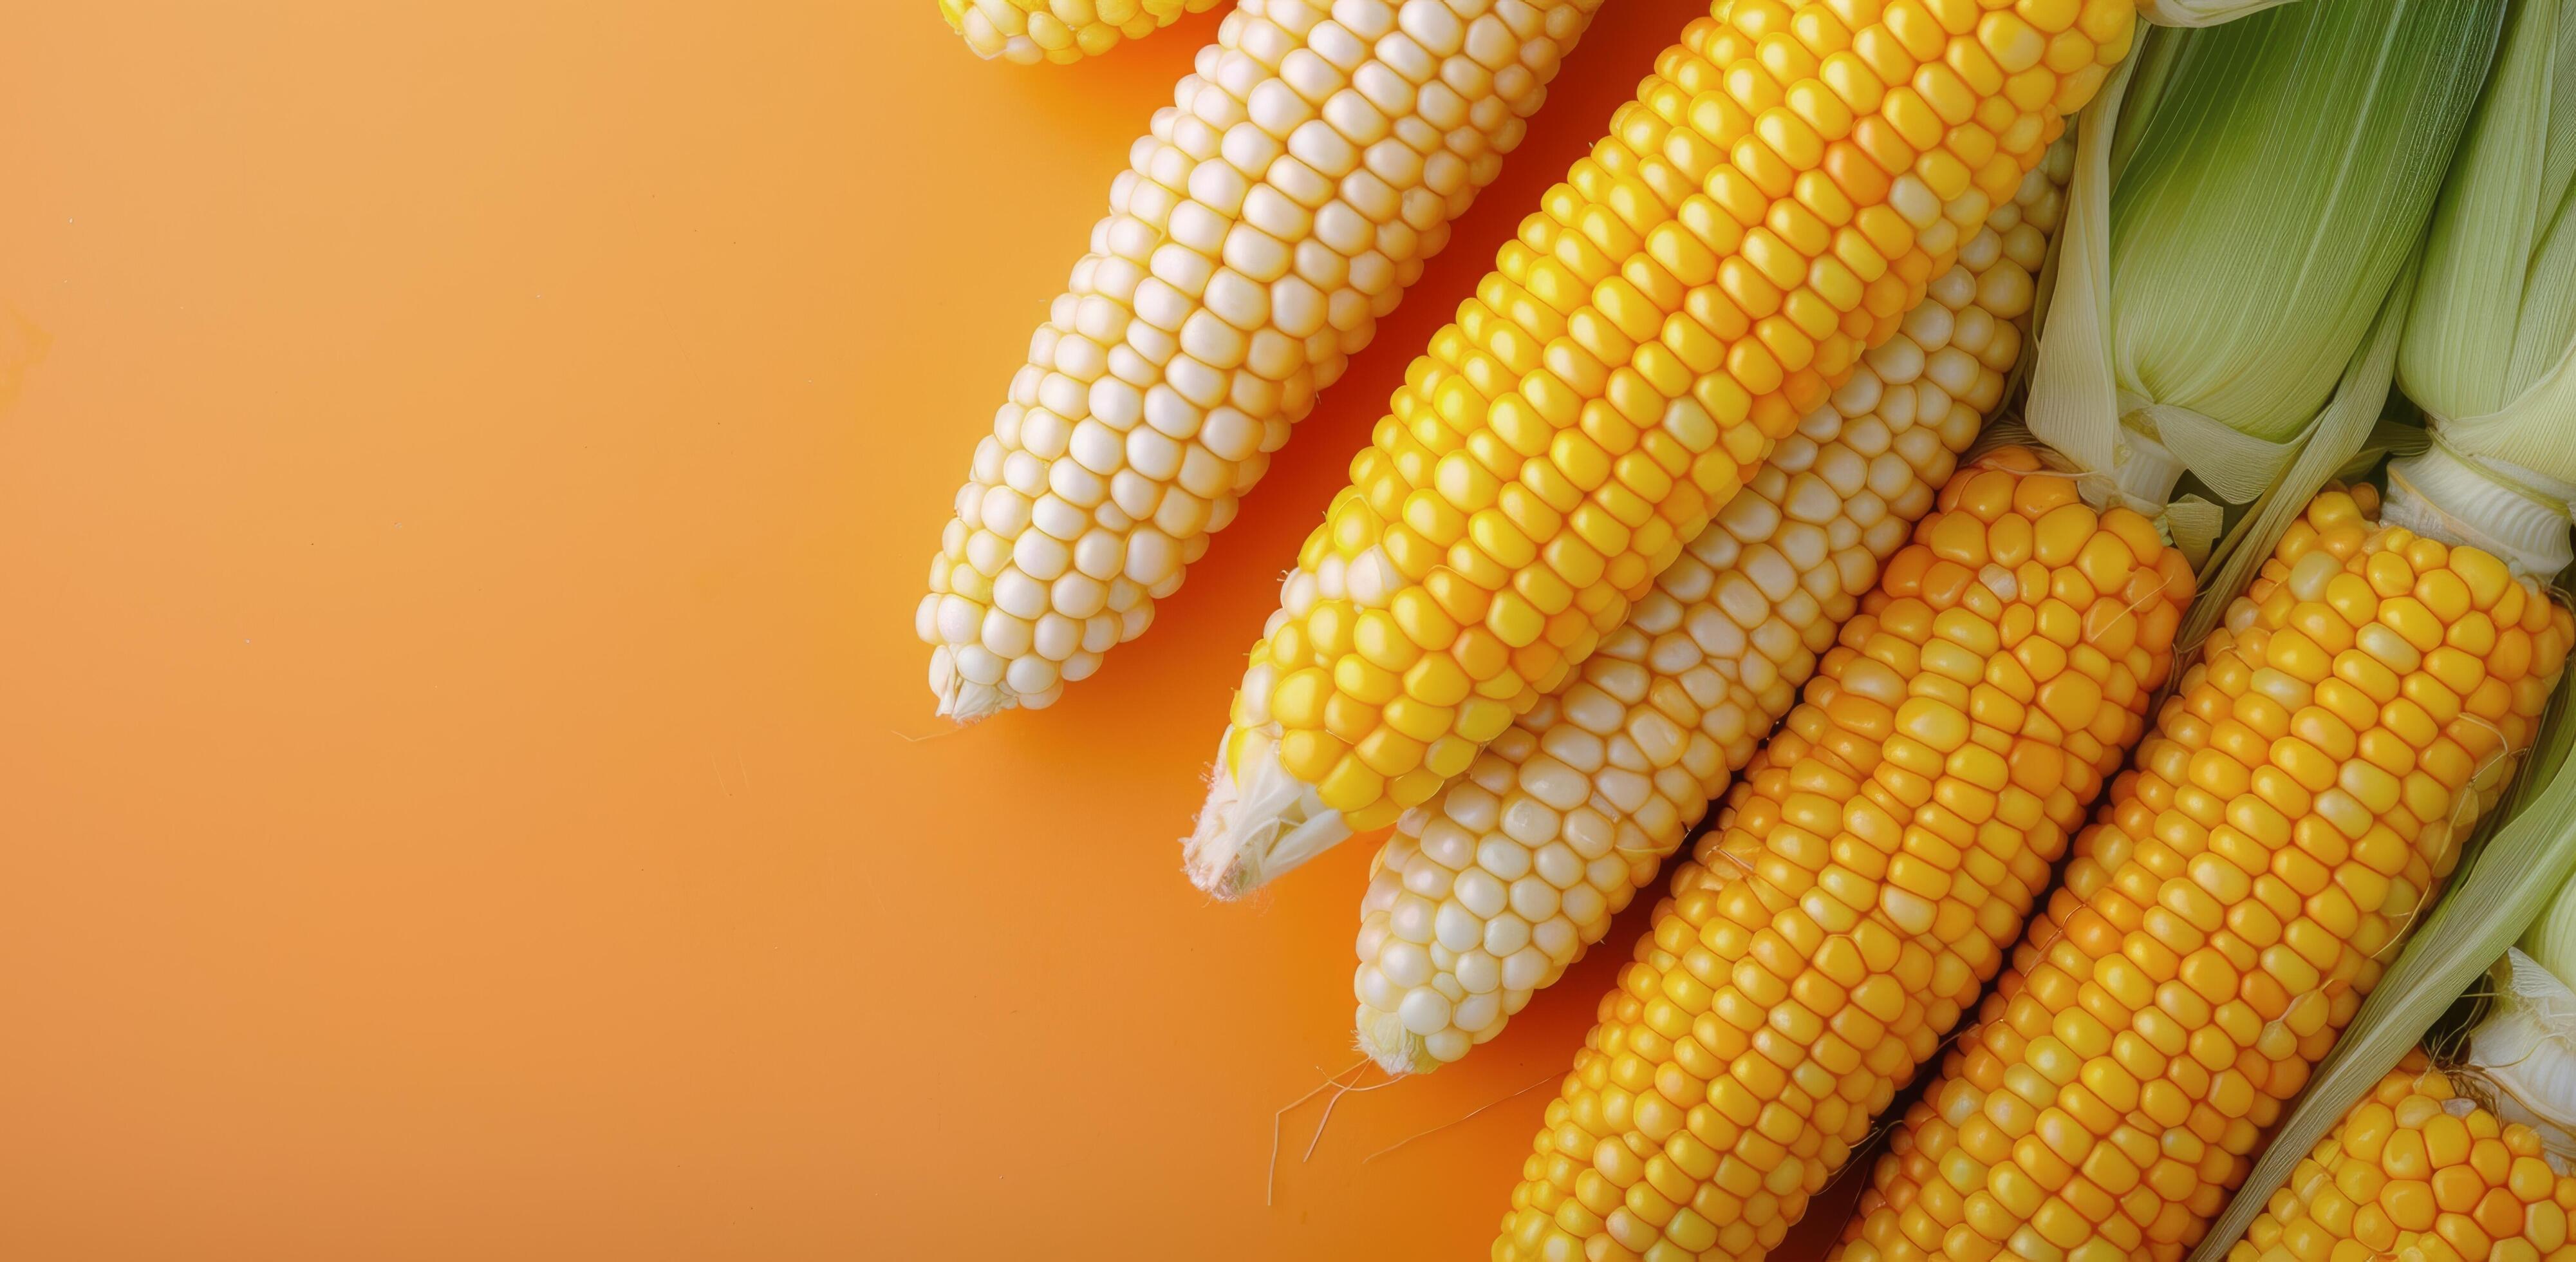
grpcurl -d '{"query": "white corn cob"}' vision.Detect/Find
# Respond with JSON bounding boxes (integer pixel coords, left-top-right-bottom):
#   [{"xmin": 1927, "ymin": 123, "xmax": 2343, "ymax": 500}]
[
  {"xmin": 940, "ymin": 0, "xmax": 1222, "ymax": 66},
  {"xmin": 919, "ymin": 0, "xmax": 1608, "ymax": 720},
  {"xmin": 1352, "ymin": 141, "xmax": 2071, "ymax": 1072}
]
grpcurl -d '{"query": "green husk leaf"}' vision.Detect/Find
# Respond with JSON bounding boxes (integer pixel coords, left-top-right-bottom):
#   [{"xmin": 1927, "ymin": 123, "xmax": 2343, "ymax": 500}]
[
  {"xmin": 2402, "ymin": 0, "xmax": 2576, "ymax": 485},
  {"xmin": 2109, "ymin": 0, "xmax": 2496, "ymax": 442},
  {"xmin": 2025, "ymin": 0, "xmax": 2502, "ymax": 538},
  {"xmin": 2136, "ymin": 0, "xmax": 2310, "ymax": 28}
]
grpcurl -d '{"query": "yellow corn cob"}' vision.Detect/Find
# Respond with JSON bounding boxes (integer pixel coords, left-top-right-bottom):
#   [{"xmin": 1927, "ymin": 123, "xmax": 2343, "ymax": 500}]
[
  {"xmin": 1354, "ymin": 142, "xmax": 2069, "ymax": 1073},
  {"xmin": 920, "ymin": 0, "xmax": 1607, "ymax": 720},
  {"xmin": 940, "ymin": 0, "xmax": 1222, "ymax": 65},
  {"xmin": 2222, "ymin": 1057, "xmax": 2576, "ymax": 1262},
  {"xmin": 1495, "ymin": 451, "xmax": 2192, "ymax": 1262},
  {"xmin": 1187, "ymin": 0, "xmax": 2136, "ymax": 896},
  {"xmin": 1828, "ymin": 492, "xmax": 2573, "ymax": 1262}
]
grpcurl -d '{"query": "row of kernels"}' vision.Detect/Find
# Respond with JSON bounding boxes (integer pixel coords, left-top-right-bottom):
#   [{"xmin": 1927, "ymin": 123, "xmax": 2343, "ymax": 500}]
[
  {"xmin": 1354, "ymin": 147, "xmax": 2066, "ymax": 1073},
  {"xmin": 924, "ymin": 0, "xmax": 1607, "ymax": 715}
]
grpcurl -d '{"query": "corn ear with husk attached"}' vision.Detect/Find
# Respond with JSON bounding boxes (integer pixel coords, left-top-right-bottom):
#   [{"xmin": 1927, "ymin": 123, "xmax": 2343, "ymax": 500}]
[{"xmin": 2188, "ymin": 3, "xmax": 2576, "ymax": 1246}]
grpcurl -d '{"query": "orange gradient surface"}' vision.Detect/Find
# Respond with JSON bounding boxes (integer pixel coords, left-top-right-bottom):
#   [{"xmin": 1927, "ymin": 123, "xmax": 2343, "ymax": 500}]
[{"xmin": 0, "ymin": 4, "xmax": 1869, "ymax": 1257}]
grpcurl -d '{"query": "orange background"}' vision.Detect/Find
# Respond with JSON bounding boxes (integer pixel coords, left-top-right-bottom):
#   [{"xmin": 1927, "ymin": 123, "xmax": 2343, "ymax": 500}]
[{"xmin": 0, "ymin": 3, "xmax": 1871, "ymax": 1257}]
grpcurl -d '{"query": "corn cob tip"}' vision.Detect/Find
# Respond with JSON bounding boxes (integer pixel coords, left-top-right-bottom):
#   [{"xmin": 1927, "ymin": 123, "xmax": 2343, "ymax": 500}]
[
  {"xmin": 1355, "ymin": 1003, "xmax": 1437, "ymax": 1075},
  {"xmin": 1183, "ymin": 733, "xmax": 1352, "ymax": 898},
  {"xmin": 927, "ymin": 644, "xmax": 1043, "ymax": 723}
]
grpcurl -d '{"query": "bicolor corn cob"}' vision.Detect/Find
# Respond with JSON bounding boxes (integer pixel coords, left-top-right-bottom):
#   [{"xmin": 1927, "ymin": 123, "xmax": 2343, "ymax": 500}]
[
  {"xmin": 1828, "ymin": 491, "xmax": 2573, "ymax": 1262},
  {"xmin": 1495, "ymin": 451, "xmax": 2192, "ymax": 1262},
  {"xmin": 1354, "ymin": 142, "xmax": 2069, "ymax": 1073},
  {"xmin": 940, "ymin": 0, "xmax": 1222, "ymax": 64},
  {"xmin": 2225, "ymin": 1057, "xmax": 2576, "ymax": 1262},
  {"xmin": 920, "ymin": 0, "xmax": 1607, "ymax": 719},
  {"xmin": 1188, "ymin": 0, "xmax": 2137, "ymax": 896}
]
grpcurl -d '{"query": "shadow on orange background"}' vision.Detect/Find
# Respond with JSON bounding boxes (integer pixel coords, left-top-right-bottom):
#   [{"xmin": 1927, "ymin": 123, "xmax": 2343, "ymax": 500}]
[{"xmin": 1, "ymin": 3, "xmax": 1878, "ymax": 1257}]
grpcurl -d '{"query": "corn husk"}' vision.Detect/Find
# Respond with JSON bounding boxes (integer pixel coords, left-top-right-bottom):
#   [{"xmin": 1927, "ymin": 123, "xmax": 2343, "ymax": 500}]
[
  {"xmin": 2391, "ymin": 0, "xmax": 2576, "ymax": 576},
  {"xmin": 2026, "ymin": 0, "xmax": 2500, "ymax": 614}
]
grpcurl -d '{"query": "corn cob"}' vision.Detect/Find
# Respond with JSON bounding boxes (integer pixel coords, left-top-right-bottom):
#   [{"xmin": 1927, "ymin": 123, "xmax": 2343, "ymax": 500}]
[
  {"xmin": 919, "ymin": 0, "xmax": 1607, "ymax": 720},
  {"xmin": 1354, "ymin": 143, "xmax": 2070, "ymax": 1074},
  {"xmin": 2223, "ymin": 1057, "xmax": 2576, "ymax": 1262},
  {"xmin": 1828, "ymin": 491, "xmax": 2573, "ymax": 1262},
  {"xmin": 940, "ymin": 0, "xmax": 1221, "ymax": 65},
  {"xmin": 1494, "ymin": 451, "xmax": 2192, "ymax": 1262},
  {"xmin": 1186, "ymin": 0, "xmax": 2136, "ymax": 896}
]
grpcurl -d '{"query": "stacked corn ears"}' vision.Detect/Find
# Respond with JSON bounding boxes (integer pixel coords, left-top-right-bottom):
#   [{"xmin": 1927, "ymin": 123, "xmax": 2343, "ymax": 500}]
[
  {"xmin": 1826, "ymin": 492, "xmax": 2571, "ymax": 1262},
  {"xmin": 1493, "ymin": 451, "xmax": 2193, "ymax": 1262},
  {"xmin": 1189, "ymin": 0, "xmax": 2138, "ymax": 897},
  {"xmin": 1354, "ymin": 140, "xmax": 2071, "ymax": 1073},
  {"xmin": 920, "ymin": 0, "xmax": 1608, "ymax": 720}
]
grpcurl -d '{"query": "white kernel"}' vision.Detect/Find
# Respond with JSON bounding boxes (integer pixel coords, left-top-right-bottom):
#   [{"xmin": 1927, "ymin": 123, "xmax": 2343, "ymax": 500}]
[
  {"xmin": 1540, "ymin": 725, "xmax": 1605, "ymax": 773},
  {"xmin": 1088, "ymin": 379, "xmax": 1143, "ymax": 433},
  {"xmin": 1072, "ymin": 529, "xmax": 1125, "ymax": 579},
  {"xmin": 1397, "ymin": 987, "xmax": 1453, "ymax": 1035},
  {"xmin": 1289, "ymin": 118, "xmax": 1360, "ymax": 176},
  {"xmin": 1453, "ymin": 949, "xmax": 1500, "ymax": 994},
  {"xmin": 1433, "ymin": 899, "xmax": 1482, "ymax": 950},
  {"xmin": 1889, "ymin": 173, "xmax": 1941, "ymax": 227},
  {"xmin": 1222, "ymin": 225, "xmax": 1293, "ymax": 282},
  {"xmin": 1126, "ymin": 426, "xmax": 1184, "ymax": 480},
  {"xmin": 992, "ymin": 569, "xmax": 1047, "ymax": 620},
  {"xmin": 1347, "ymin": 547, "xmax": 1400, "ymax": 606},
  {"xmin": 978, "ymin": 610, "xmax": 1030, "ymax": 659},
  {"xmin": 1455, "ymin": 867, "xmax": 1507, "ymax": 918},
  {"xmin": 936, "ymin": 594, "xmax": 980, "ymax": 646},
  {"xmin": 1323, "ymin": 88, "xmax": 1391, "ymax": 146},
  {"xmin": 1533, "ymin": 912, "xmax": 1581, "ymax": 960},
  {"xmin": 1013, "ymin": 529, "xmax": 1072, "ymax": 582},
  {"xmin": 1248, "ymin": 79, "xmax": 1316, "ymax": 137},
  {"xmin": 1518, "ymin": 755, "xmax": 1590, "ymax": 811},
  {"xmin": 1124, "ymin": 529, "xmax": 1179, "ymax": 585},
  {"xmin": 1069, "ymin": 419, "xmax": 1126, "ymax": 476},
  {"xmin": 1446, "ymin": 783, "xmax": 1500, "ymax": 831},
  {"xmin": 1050, "ymin": 572, "xmax": 1106, "ymax": 620},
  {"xmin": 1381, "ymin": 940, "xmax": 1433, "ymax": 986},
  {"xmin": 1390, "ymin": 893, "xmax": 1435, "ymax": 943},
  {"xmin": 1509, "ymin": 877, "xmax": 1559, "ymax": 921},
  {"xmin": 1495, "ymin": 800, "xmax": 1556, "ymax": 849},
  {"xmin": 1281, "ymin": 48, "xmax": 1347, "ymax": 102},
  {"xmin": 1420, "ymin": 818, "xmax": 1476, "ymax": 868},
  {"xmin": 1358, "ymin": 964, "xmax": 1397, "ymax": 1010},
  {"xmin": 960, "ymin": 636, "xmax": 1010, "ymax": 683},
  {"xmin": 1005, "ymin": 655, "xmax": 1058, "ymax": 696}
]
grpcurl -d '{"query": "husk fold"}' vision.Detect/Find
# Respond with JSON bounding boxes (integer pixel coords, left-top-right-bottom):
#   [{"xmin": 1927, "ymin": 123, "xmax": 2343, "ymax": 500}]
[{"xmin": 2394, "ymin": 0, "xmax": 2576, "ymax": 574}]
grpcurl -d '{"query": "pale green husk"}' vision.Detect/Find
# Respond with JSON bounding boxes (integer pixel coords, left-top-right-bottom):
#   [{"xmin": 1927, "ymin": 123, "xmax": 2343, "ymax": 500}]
[
  {"xmin": 2025, "ymin": 0, "xmax": 2501, "ymax": 594},
  {"xmin": 2136, "ymin": 0, "xmax": 2310, "ymax": 26},
  {"xmin": 2107, "ymin": 6, "xmax": 2485, "ymax": 442},
  {"xmin": 2402, "ymin": 0, "xmax": 2576, "ymax": 485}
]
